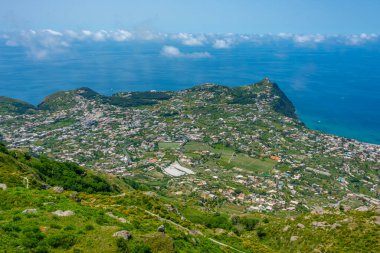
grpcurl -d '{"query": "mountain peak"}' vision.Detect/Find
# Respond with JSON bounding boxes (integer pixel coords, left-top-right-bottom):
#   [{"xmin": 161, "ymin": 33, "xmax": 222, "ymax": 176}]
[{"xmin": 37, "ymin": 87, "xmax": 101, "ymax": 111}]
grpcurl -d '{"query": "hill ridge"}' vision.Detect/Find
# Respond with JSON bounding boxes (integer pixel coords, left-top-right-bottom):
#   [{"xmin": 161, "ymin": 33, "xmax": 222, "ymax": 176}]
[{"xmin": 0, "ymin": 79, "xmax": 298, "ymax": 119}]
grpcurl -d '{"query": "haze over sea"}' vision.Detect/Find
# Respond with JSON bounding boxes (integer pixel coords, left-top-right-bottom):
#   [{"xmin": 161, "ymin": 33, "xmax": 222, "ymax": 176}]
[{"xmin": 0, "ymin": 31, "xmax": 379, "ymax": 144}]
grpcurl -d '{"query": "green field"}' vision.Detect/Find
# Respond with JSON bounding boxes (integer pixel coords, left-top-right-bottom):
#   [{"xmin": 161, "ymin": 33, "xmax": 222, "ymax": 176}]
[
  {"xmin": 218, "ymin": 152, "xmax": 276, "ymax": 173},
  {"xmin": 183, "ymin": 142, "xmax": 275, "ymax": 173},
  {"xmin": 158, "ymin": 142, "xmax": 182, "ymax": 150},
  {"xmin": 184, "ymin": 142, "xmax": 210, "ymax": 152}
]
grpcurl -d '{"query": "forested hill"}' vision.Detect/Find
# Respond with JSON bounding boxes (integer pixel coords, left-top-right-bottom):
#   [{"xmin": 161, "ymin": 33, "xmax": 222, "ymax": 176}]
[{"xmin": 0, "ymin": 79, "xmax": 296, "ymax": 119}]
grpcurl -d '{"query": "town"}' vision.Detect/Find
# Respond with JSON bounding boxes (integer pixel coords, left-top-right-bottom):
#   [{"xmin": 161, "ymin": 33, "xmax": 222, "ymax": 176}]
[{"xmin": 1, "ymin": 79, "xmax": 379, "ymax": 213}]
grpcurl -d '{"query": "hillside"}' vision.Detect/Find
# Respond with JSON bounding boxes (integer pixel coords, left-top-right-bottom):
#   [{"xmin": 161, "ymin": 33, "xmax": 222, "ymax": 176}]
[
  {"xmin": 1, "ymin": 143, "xmax": 379, "ymax": 252},
  {"xmin": 37, "ymin": 87, "xmax": 173, "ymax": 111},
  {"xmin": 0, "ymin": 79, "xmax": 379, "ymax": 252},
  {"xmin": 0, "ymin": 96, "xmax": 35, "ymax": 114},
  {"xmin": 0, "ymin": 144, "xmax": 239, "ymax": 252}
]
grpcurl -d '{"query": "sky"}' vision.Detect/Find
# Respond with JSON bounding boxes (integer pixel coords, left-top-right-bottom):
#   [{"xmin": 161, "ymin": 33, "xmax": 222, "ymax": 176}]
[{"xmin": 0, "ymin": 0, "xmax": 379, "ymax": 34}]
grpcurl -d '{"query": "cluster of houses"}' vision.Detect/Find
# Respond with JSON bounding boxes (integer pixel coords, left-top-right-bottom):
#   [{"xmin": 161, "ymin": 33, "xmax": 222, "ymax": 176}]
[{"xmin": 0, "ymin": 84, "xmax": 379, "ymax": 211}]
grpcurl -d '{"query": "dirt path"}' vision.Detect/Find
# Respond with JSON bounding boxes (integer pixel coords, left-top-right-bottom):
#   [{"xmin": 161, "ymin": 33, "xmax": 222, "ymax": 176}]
[{"xmin": 140, "ymin": 207, "xmax": 247, "ymax": 253}]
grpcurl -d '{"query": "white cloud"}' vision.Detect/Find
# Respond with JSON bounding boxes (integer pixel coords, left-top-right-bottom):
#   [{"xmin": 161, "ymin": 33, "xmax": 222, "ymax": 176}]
[
  {"xmin": 345, "ymin": 33, "xmax": 378, "ymax": 45},
  {"xmin": 3, "ymin": 29, "xmax": 71, "ymax": 60},
  {"xmin": 183, "ymin": 37, "xmax": 204, "ymax": 46},
  {"xmin": 293, "ymin": 34, "xmax": 325, "ymax": 44},
  {"xmin": 82, "ymin": 30, "xmax": 92, "ymax": 37},
  {"xmin": 111, "ymin": 30, "xmax": 133, "ymax": 41},
  {"xmin": 161, "ymin": 45, "xmax": 211, "ymax": 58},
  {"xmin": 134, "ymin": 30, "xmax": 165, "ymax": 41},
  {"xmin": 161, "ymin": 46, "xmax": 181, "ymax": 57},
  {"xmin": 277, "ymin": 32, "xmax": 293, "ymax": 39},
  {"xmin": 93, "ymin": 30, "xmax": 108, "ymax": 41},
  {"xmin": 213, "ymin": 39, "xmax": 233, "ymax": 49},
  {"xmin": 2, "ymin": 30, "xmax": 379, "ymax": 60},
  {"xmin": 172, "ymin": 33, "xmax": 206, "ymax": 46},
  {"xmin": 42, "ymin": 29, "xmax": 63, "ymax": 36}
]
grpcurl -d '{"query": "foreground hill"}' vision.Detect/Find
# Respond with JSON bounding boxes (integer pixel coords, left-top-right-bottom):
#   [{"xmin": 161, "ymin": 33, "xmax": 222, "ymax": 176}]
[
  {"xmin": 0, "ymin": 144, "xmax": 237, "ymax": 252},
  {"xmin": 1, "ymin": 143, "xmax": 379, "ymax": 252}
]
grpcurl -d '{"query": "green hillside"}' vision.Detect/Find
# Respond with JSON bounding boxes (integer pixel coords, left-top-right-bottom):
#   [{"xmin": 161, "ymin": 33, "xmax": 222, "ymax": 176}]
[
  {"xmin": 0, "ymin": 96, "xmax": 35, "ymax": 114},
  {"xmin": 1, "ymin": 143, "xmax": 379, "ymax": 253}
]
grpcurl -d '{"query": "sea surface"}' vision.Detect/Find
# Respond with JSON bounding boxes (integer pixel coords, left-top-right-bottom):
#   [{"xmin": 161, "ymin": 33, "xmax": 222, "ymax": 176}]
[{"xmin": 0, "ymin": 41, "xmax": 379, "ymax": 144}]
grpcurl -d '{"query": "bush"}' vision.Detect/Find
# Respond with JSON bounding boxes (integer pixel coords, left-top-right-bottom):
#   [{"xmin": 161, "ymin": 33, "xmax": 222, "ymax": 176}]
[
  {"xmin": 85, "ymin": 224, "xmax": 95, "ymax": 231},
  {"xmin": 231, "ymin": 216, "xmax": 241, "ymax": 225},
  {"xmin": 130, "ymin": 242, "xmax": 152, "ymax": 253},
  {"xmin": 116, "ymin": 238, "xmax": 128, "ymax": 252},
  {"xmin": 21, "ymin": 230, "xmax": 45, "ymax": 248},
  {"xmin": 12, "ymin": 216, "xmax": 22, "ymax": 222},
  {"xmin": 46, "ymin": 233, "xmax": 77, "ymax": 249},
  {"xmin": 256, "ymin": 227, "xmax": 267, "ymax": 239},
  {"xmin": 23, "ymin": 156, "xmax": 114, "ymax": 193},
  {"xmin": 64, "ymin": 225, "xmax": 76, "ymax": 231},
  {"xmin": 95, "ymin": 215, "xmax": 108, "ymax": 225},
  {"xmin": 50, "ymin": 223, "xmax": 62, "ymax": 229},
  {"xmin": 241, "ymin": 217, "xmax": 259, "ymax": 231}
]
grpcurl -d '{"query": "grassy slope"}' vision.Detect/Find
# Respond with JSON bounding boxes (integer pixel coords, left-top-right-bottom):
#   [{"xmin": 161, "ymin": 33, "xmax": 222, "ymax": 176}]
[
  {"xmin": 0, "ymin": 144, "xmax": 247, "ymax": 252},
  {"xmin": 0, "ymin": 143, "xmax": 378, "ymax": 253}
]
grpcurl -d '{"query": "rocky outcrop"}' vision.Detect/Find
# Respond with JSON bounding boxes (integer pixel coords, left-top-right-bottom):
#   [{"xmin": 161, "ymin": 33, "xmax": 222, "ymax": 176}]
[
  {"xmin": 311, "ymin": 207, "xmax": 328, "ymax": 215},
  {"xmin": 290, "ymin": 236, "xmax": 299, "ymax": 242},
  {"xmin": 51, "ymin": 186, "xmax": 64, "ymax": 193},
  {"xmin": 0, "ymin": 183, "xmax": 7, "ymax": 190},
  {"xmin": 22, "ymin": 209, "xmax": 37, "ymax": 214},
  {"xmin": 158, "ymin": 225, "xmax": 165, "ymax": 233},
  {"xmin": 311, "ymin": 221, "xmax": 329, "ymax": 228},
  {"xmin": 52, "ymin": 210, "xmax": 75, "ymax": 217},
  {"xmin": 297, "ymin": 223, "xmax": 305, "ymax": 229},
  {"xmin": 355, "ymin": 206, "xmax": 369, "ymax": 212},
  {"xmin": 69, "ymin": 192, "xmax": 81, "ymax": 202},
  {"xmin": 113, "ymin": 230, "xmax": 132, "ymax": 240},
  {"xmin": 106, "ymin": 212, "xmax": 127, "ymax": 223}
]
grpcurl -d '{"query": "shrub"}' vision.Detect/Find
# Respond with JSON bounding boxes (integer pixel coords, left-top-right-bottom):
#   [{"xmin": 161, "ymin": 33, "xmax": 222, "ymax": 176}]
[
  {"xmin": 85, "ymin": 224, "xmax": 95, "ymax": 231},
  {"xmin": 64, "ymin": 225, "xmax": 76, "ymax": 231},
  {"xmin": 256, "ymin": 227, "xmax": 267, "ymax": 239},
  {"xmin": 12, "ymin": 216, "xmax": 22, "ymax": 222},
  {"xmin": 46, "ymin": 233, "xmax": 77, "ymax": 249},
  {"xmin": 50, "ymin": 223, "xmax": 62, "ymax": 229},
  {"xmin": 116, "ymin": 238, "xmax": 128, "ymax": 252},
  {"xmin": 21, "ymin": 230, "xmax": 45, "ymax": 248},
  {"xmin": 241, "ymin": 217, "xmax": 259, "ymax": 231},
  {"xmin": 95, "ymin": 215, "xmax": 108, "ymax": 225},
  {"xmin": 130, "ymin": 242, "xmax": 152, "ymax": 253}
]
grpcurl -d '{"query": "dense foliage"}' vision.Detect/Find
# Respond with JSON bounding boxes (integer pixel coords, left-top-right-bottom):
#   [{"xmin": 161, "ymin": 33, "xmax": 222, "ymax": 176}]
[
  {"xmin": 0, "ymin": 96, "xmax": 35, "ymax": 114},
  {"xmin": 0, "ymin": 143, "xmax": 115, "ymax": 193},
  {"xmin": 270, "ymin": 82, "xmax": 297, "ymax": 118},
  {"xmin": 24, "ymin": 156, "xmax": 114, "ymax": 193}
]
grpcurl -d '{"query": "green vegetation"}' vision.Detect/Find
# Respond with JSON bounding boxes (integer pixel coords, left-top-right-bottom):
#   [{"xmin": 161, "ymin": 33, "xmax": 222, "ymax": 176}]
[
  {"xmin": 270, "ymin": 82, "xmax": 297, "ymax": 119},
  {"xmin": 0, "ymin": 79, "xmax": 379, "ymax": 252},
  {"xmin": 0, "ymin": 96, "xmax": 35, "ymax": 114},
  {"xmin": 230, "ymin": 87, "xmax": 257, "ymax": 104},
  {"xmin": 106, "ymin": 90, "xmax": 172, "ymax": 108},
  {"xmin": 0, "ymin": 140, "xmax": 379, "ymax": 253},
  {"xmin": 38, "ymin": 87, "xmax": 173, "ymax": 111},
  {"xmin": 0, "ymin": 143, "xmax": 115, "ymax": 193},
  {"xmin": 213, "ymin": 145, "xmax": 276, "ymax": 173},
  {"xmin": 158, "ymin": 142, "xmax": 182, "ymax": 150}
]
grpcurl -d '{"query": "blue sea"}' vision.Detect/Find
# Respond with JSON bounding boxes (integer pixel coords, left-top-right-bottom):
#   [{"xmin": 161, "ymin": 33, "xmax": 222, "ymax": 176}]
[{"xmin": 0, "ymin": 39, "xmax": 379, "ymax": 144}]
